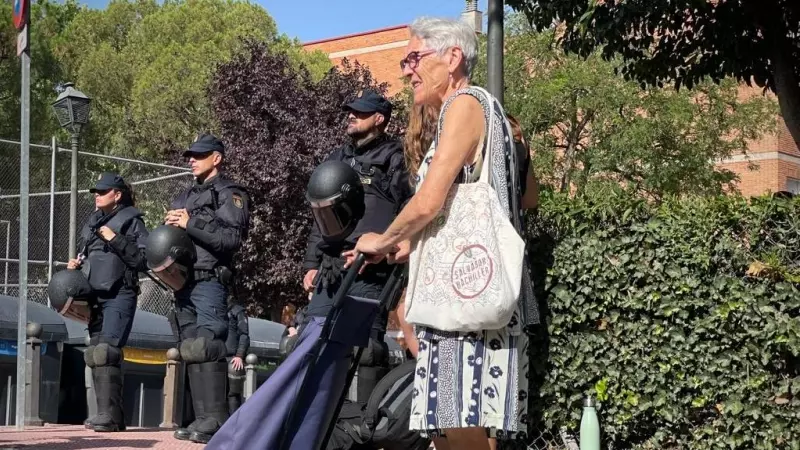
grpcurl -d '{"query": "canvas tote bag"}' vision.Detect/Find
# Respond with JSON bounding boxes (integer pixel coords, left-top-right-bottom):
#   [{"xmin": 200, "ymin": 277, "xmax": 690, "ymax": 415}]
[{"xmin": 404, "ymin": 87, "xmax": 525, "ymax": 332}]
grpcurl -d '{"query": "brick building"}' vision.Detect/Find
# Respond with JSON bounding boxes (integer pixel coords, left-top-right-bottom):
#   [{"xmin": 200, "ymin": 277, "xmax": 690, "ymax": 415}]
[
  {"xmin": 303, "ymin": 25, "xmax": 411, "ymax": 97},
  {"xmin": 302, "ymin": 11, "xmax": 800, "ymax": 198}
]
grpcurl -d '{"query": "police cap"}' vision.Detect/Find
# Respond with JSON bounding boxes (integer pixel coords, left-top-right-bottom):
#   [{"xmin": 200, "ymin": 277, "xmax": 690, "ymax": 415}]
[
  {"xmin": 343, "ymin": 90, "xmax": 393, "ymax": 122},
  {"xmin": 89, "ymin": 172, "xmax": 127, "ymax": 193},
  {"xmin": 183, "ymin": 133, "xmax": 225, "ymax": 157}
]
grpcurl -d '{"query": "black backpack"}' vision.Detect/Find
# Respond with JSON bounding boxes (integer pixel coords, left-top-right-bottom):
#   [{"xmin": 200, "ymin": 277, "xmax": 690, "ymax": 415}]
[{"xmin": 327, "ymin": 359, "xmax": 431, "ymax": 450}]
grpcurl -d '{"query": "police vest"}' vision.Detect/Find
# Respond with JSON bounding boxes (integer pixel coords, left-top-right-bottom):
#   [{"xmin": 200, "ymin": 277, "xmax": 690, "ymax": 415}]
[
  {"xmin": 335, "ymin": 137, "xmax": 404, "ymax": 241},
  {"xmin": 81, "ymin": 206, "xmax": 143, "ymax": 292},
  {"xmin": 179, "ymin": 178, "xmax": 245, "ymax": 270}
]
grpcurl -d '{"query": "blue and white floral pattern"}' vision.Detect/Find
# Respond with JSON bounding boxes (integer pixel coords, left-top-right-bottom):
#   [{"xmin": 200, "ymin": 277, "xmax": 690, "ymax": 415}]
[{"xmin": 408, "ymin": 86, "xmax": 530, "ymax": 440}]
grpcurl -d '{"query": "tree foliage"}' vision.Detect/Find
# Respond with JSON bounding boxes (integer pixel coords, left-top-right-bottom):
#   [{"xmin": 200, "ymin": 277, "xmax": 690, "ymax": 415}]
[
  {"xmin": 209, "ymin": 42, "xmax": 408, "ymax": 318},
  {"xmin": 472, "ymin": 28, "xmax": 778, "ymax": 199},
  {"xmin": 0, "ymin": 0, "xmax": 80, "ymax": 143},
  {"xmin": 53, "ymin": 0, "xmax": 331, "ymax": 160},
  {"xmin": 506, "ymin": 0, "xmax": 800, "ymax": 151},
  {"xmin": 521, "ymin": 191, "xmax": 800, "ymax": 449}
]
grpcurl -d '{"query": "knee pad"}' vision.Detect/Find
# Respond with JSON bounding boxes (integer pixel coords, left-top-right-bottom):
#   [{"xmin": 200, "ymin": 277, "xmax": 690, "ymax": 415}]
[
  {"xmin": 92, "ymin": 343, "xmax": 123, "ymax": 367},
  {"xmin": 84, "ymin": 345, "xmax": 97, "ymax": 368},
  {"xmin": 180, "ymin": 337, "xmax": 227, "ymax": 364}
]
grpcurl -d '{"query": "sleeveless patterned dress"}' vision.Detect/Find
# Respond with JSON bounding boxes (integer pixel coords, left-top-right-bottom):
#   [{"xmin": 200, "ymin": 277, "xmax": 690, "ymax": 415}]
[{"xmin": 407, "ymin": 86, "xmax": 531, "ymax": 441}]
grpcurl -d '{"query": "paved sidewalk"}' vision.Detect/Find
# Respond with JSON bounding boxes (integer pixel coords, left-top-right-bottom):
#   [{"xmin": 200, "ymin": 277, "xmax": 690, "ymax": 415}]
[{"xmin": 0, "ymin": 425, "xmax": 205, "ymax": 449}]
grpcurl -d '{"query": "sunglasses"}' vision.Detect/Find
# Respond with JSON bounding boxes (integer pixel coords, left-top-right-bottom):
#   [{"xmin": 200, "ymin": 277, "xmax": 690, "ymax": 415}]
[{"xmin": 400, "ymin": 49, "xmax": 437, "ymax": 71}]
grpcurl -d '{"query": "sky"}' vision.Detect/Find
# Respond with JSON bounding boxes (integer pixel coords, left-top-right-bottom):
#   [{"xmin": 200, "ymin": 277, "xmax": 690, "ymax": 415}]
[{"xmin": 76, "ymin": 0, "xmax": 489, "ymax": 43}]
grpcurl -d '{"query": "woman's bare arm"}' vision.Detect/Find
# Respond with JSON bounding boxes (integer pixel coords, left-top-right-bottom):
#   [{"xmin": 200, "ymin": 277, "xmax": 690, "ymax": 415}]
[{"xmin": 374, "ymin": 95, "xmax": 485, "ymax": 251}]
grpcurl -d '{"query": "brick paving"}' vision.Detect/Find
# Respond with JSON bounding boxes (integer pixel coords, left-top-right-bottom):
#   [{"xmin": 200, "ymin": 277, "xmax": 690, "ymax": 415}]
[{"xmin": 0, "ymin": 425, "xmax": 206, "ymax": 449}]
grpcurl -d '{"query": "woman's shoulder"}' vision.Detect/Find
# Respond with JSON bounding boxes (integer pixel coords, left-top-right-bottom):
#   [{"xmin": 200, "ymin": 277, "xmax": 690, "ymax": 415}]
[
  {"xmin": 440, "ymin": 90, "xmax": 485, "ymax": 125},
  {"xmin": 440, "ymin": 87, "xmax": 491, "ymax": 126}
]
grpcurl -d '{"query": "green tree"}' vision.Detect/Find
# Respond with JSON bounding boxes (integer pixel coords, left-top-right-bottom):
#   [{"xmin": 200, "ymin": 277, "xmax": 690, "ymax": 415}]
[
  {"xmin": 506, "ymin": 0, "xmax": 800, "ymax": 152},
  {"xmin": 55, "ymin": 0, "xmax": 331, "ymax": 159},
  {"xmin": 473, "ymin": 28, "xmax": 778, "ymax": 199},
  {"xmin": 0, "ymin": 0, "xmax": 81, "ymax": 143}
]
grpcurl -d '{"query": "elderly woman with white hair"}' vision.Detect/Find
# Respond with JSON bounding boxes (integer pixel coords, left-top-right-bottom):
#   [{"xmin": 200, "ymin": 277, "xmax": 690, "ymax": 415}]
[{"xmin": 353, "ymin": 15, "xmax": 538, "ymax": 450}]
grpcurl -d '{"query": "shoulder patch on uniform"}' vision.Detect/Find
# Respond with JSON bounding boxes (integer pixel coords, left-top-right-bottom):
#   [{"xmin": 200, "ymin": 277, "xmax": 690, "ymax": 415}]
[{"xmin": 232, "ymin": 193, "xmax": 243, "ymax": 209}]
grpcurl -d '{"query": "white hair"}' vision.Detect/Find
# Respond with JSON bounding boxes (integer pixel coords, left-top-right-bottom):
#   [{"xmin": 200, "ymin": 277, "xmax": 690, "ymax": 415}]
[{"xmin": 408, "ymin": 16, "xmax": 478, "ymax": 78}]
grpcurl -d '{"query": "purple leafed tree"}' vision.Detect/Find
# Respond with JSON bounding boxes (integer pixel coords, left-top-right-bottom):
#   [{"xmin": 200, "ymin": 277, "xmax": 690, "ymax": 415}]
[{"xmin": 209, "ymin": 40, "xmax": 408, "ymax": 320}]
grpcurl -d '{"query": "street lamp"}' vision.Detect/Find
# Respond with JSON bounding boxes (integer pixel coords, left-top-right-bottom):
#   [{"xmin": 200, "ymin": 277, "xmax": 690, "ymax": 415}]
[{"xmin": 51, "ymin": 82, "xmax": 91, "ymax": 260}]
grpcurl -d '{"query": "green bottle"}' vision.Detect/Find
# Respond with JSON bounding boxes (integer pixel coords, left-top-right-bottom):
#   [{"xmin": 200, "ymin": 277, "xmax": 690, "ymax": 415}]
[{"xmin": 580, "ymin": 395, "xmax": 601, "ymax": 450}]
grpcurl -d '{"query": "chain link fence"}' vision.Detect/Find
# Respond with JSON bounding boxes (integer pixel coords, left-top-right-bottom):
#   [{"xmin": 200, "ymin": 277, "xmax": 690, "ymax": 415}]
[{"xmin": 0, "ymin": 137, "xmax": 191, "ymax": 315}]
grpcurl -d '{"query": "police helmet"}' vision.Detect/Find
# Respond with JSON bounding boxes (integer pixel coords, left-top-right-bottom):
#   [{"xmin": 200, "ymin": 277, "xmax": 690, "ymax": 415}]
[
  {"xmin": 145, "ymin": 224, "xmax": 197, "ymax": 291},
  {"xmin": 306, "ymin": 160, "xmax": 365, "ymax": 243},
  {"xmin": 47, "ymin": 269, "xmax": 94, "ymax": 324}
]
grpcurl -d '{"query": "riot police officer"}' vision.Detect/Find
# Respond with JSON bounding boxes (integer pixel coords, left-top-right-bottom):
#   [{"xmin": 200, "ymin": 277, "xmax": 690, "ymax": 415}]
[
  {"xmin": 303, "ymin": 90, "xmax": 412, "ymax": 395},
  {"xmin": 304, "ymin": 90, "xmax": 412, "ymax": 339},
  {"xmin": 67, "ymin": 172, "xmax": 149, "ymax": 432},
  {"xmin": 162, "ymin": 133, "xmax": 251, "ymax": 444},
  {"xmin": 205, "ymin": 90, "xmax": 412, "ymax": 450},
  {"xmin": 225, "ymin": 299, "xmax": 250, "ymax": 414}
]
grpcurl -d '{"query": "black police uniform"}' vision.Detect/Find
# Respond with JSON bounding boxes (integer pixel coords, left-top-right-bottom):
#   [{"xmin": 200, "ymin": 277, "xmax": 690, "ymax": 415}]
[
  {"xmin": 168, "ymin": 134, "xmax": 251, "ymax": 444},
  {"xmin": 79, "ymin": 172, "xmax": 149, "ymax": 432},
  {"xmin": 224, "ymin": 302, "xmax": 250, "ymax": 414},
  {"xmin": 302, "ymin": 91, "xmax": 413, "ymax": 402}
]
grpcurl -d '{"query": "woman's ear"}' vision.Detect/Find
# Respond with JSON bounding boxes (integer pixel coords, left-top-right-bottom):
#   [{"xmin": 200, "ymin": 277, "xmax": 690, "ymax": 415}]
[{"xmin": 447, "ymin": 47, "xmax": 465, "ymax": 75}]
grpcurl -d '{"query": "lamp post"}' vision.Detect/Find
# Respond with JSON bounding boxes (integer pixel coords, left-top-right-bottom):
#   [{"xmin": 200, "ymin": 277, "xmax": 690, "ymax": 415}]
[
  {"xmin": 51, "ymin": 82, "xmax": 91, "ymax": 260},
  {"xmin": 487, "ymin": 0, "xmax": 504, "ymax": 105}
]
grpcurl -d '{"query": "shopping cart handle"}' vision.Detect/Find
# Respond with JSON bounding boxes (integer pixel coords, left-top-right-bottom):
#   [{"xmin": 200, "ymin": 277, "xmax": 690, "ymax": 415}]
[{"xmin": 331, "ymin": 252, "xmax": 366, "ymax": 309}]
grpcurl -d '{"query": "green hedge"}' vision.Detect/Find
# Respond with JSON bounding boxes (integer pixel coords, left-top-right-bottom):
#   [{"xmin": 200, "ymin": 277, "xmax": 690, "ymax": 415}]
[{"xmin": 525, "ymin": 191, "xmax": 800, "ymax": 449}]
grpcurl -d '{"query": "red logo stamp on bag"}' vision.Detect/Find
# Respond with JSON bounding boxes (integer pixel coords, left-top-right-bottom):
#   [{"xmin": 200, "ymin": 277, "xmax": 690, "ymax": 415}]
[{"xmin": 450, "ymin": 244, "xmax": 493, "ymax": 299}]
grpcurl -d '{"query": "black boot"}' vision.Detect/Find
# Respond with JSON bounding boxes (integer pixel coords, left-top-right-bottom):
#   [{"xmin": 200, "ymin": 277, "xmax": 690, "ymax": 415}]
[
  {"xmin": 188, "ymin": 361, "xmax": 230, "ymax": 444},
  {"xmin": 84, "ymin": 363, "xmax": 97, "ymax": 428},
  {"xmin": 92, "ymin": 366, "xmax": 126, "ymax": 432},
  {"xmin": 174, "ymin": 364, "xmax": 204, "ymax": 441}
]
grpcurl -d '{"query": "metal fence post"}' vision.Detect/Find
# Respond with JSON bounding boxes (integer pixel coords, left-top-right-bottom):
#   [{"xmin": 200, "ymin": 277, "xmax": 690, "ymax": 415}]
[
  {"xmin": 48, "ymin": 136, "xmax": 56, "ymax": 284},
  {"xmin": 2, "ymin": 220, "xmax": 9, "ymax": 295},
  {"xmin": 25, "ymin": 323, "xmax": 43, "ymax": 426},
  {"xmin": 16, "ymin": 45, "xmax": 31, "ymax": 429},
  {"xmin": 160, "ymin": 348, "xmax": 181, "ymax": 429},
  {"xmin": 69, "ymin": 133, "xmax": 78, "ymax": 260},
  {"xmin": 244, "ymin": 354, "xmax": 258, "ymax": 400}
]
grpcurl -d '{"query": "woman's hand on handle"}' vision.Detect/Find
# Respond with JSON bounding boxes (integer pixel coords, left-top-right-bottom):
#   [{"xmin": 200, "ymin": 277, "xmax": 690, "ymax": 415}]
[{"xmin": 343, "ymin": 232, "xmax": 399, "ymax": 270}]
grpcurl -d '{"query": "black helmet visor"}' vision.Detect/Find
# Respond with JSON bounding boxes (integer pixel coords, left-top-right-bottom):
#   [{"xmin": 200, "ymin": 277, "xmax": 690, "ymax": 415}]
[
  {"xmin": 308, "ymin": 194, "xmax": 355, "ymax": 242},
  {"xmin": 149, "ymin": 256, "xmax": 190, "ymax": 291}
]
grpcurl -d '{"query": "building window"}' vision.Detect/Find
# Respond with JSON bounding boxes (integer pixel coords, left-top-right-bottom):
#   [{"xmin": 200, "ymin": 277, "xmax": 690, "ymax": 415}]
[{"xmin": 787, "ymin": 178, "xmax": 800, "ymax": 195}]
